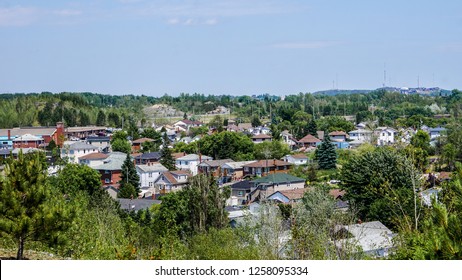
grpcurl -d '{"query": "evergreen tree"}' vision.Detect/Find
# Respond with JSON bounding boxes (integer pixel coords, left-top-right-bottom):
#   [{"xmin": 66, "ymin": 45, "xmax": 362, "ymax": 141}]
[
  {"xmin": 117, "ymin": 182, "xmax": 138, "ymax": 199},
  {"xmin": 307, "ymin": 119, "xmax": 318, "ymax": 136},
  {"xmin": 96, "ymin": 110, "xmax": 106, "ymax": 126},
  {"xmin": 0, "ymin": 151, "xmax": 74, "ymax": 259},
  {"xmin": 119, "ymin": 154, "xmax": 140, "ymax": 196},
  {"xmin": 160, "ymin": 134, "xmax": 176, "ymax": 171},
  {"xmin": 315, "ymin": 134, "xmax": 337, "ymax": 169}
]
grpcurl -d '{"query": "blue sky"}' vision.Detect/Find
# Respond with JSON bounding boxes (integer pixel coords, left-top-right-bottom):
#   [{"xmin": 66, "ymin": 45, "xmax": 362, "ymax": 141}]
[{"xmin": 0, "ymin": 0, "xmax": 461, "ymax": 96}]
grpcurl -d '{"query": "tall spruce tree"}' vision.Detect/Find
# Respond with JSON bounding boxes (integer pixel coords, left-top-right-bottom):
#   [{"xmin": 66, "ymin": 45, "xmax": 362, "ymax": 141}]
[
  {"xmin": 96, "ymin": 110, "xmax": 106, "ymax": 126},
  {"xmin": 307, "ymin": 119, "xmax": 318, "ymax": 136},
  {"xmin": 315, "ymin": 134, "xmax": 337, "ymax": 169},
  {"xmin": 160, "ymin": 134, "xmax": 176, "ymax": 170},
  {"xmin": 119, "ymin": 154, "xmax": 140, "ymax": 198},
  {"xmin": 0, "ymin": 151, "xmax": 74, "ymax": 259}
]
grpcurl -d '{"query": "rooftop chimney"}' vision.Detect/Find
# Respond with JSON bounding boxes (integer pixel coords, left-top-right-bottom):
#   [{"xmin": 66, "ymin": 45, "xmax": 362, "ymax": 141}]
[{"xmin": 7, "ymin": 129, "xmax": 11, "ymax": 140}]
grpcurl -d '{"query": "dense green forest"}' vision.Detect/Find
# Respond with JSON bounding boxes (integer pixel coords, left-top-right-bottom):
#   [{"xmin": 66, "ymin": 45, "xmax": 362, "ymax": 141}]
[{"xmin": 1, "ymin": 90, "xmax": 461, "ymax": 132}]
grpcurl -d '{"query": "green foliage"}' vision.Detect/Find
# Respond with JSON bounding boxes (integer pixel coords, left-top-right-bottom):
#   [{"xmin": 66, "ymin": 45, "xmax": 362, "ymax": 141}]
[
  {"xmin": 111, "ymin": 138, "xmax": 131, "ymax": 154},
  {"xmin": 291, "ymin": 187, "xmax": 360, "ymax": 259},
  {"xmin": 315, "ymin": 134, "xmax": 337, "ymax": 170},
  {"xmin": 340, "ymin": 148, "xmax": 421, "ymax": 229},
  {"xmin": 52, "ymin": 164, "xmax": 102, "ymax": 197},
  {"xmin": 117, "ymin": 183, "xmax": 138, "ymax": 199},
  {"xmin": 395, "ymin": 165, "xmax": 462, "ymax": 259},
  {"xmin": 316, "ymin": 116, "xmax": 354, "ymax": 134},
  {"xmin": 251, "ymin": 115, "xmax": 262, "ymax": 127},
  {"xmin": 96, "ymin": 110, "xmax": 106, "ymax": 126},
  {"xmin": 160, "ymin": 135, "xmax": 176, "ymax": 170},
  {"xmin": 410, "ymin": 130, "xmax": 431, "ymax": 153},
  {"xmin": 0, "ymin": 152, "xmax": 75, "ymax": 259},
  {"xmin": 120, "ymin": 154, "xmax": 140, "ymax": 195},
  {"xmin": 254, "ymin": 141, "xmax": 290, "ymax": 160},
  {"xmin": 197, "ymin": 131, "xmax": 254, "ymax": 160}
]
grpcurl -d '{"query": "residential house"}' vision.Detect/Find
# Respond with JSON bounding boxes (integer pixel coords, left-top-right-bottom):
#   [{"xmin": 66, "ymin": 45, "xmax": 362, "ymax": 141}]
[
  {"xmin": 229, "ymin": 180, "xmax": 254, "ymax": 205},
  {"xmin": 135, "ymin": 151, "xmax": 162, "ymax": 165},
  {"xmin": 243, "ymin": 159, "xmax": 293, "ymax": 177},
  {"xmin": 220, "ymin": 160, "xmax": 257, "ymax": 182},
  {"xmin": 136, "ymin": 162, "xmax": 169, "ymax": 197},
  {"xmin": 198, "ymin": 159, "xmax": 234, "ymax": 178},
  {"xmin": 251, "ymin": 134, "xmax": 272, "ymax": 143},
  {"xmin": 428, "ymin": 126, "xmax": 446, "ymax": 140},
  {"xmin": 248, "ymin": 173, "xmax": 306, "ymax": 202},
  {"xmin": 348, "ymin": 129, "xmax": 372, "ymax": 147},
  {"xmin": 175, "ymin": 154, "xmax": 213, "ymax": 175},
  {"xmin": 86, "ymin": 136, "xmax": 111, "ymax": 152},
  {"xmin": 65, "ymin": 126, "xmax": 107, "ymax": 139},
  {"xmin": 153, "ymin": 170, "xmax": 191, "ymax": 196},
  {"xmin": 61, "ymin": 141, "xmax": 99, "ymax": 163},
  {"xmin": 348, "ymin": 129, "xmax": 372, "ymax": 142},
  {"xmin": 266, "ymin": 188, "xmax": 310, "ymax": 204},
  {"xmin": 0, "ymin": 122, "xmax": 65, "ymax": 149},
  {"xmin": 282, "ymin": 154, "xmax": 309, "ymax": 165},
  {"xmin": 173, "ymin": 119, "xmax": 203, "ymax": 132},
  {"xmin": 92, "ymin": 152, "xmax": 127, "ymax": 194},
  {"xmin": 281, "ymin": 130, "xmax": 298, "ymax": 150},
  {"xmin": 298, "ymin": 134, "xmax": 321, "ymax": 148},
  {"xmin": 131, "ymin": 137, "xmax": 155, "ymax": 152},
  {"xmin": 375, "ymin": 127, "xmax": 397, "ymax": 146},
  {"xmin": 12, "ymin": 134, "xmax": 44, "ymax": 149},
  {"xmin": 334, "ymin": 221, "xmax": 395, "ymax": 258},
  {"xmin": 328, "ymin": 131, "xmax": 348, "ymax": 142},
  {"xmin": 237, "ymin": 123, "xmax": 253, "ymax": 132},
  {"xmin": 78, "ymin": 152, "xmax": 109, "ymax": 168}
]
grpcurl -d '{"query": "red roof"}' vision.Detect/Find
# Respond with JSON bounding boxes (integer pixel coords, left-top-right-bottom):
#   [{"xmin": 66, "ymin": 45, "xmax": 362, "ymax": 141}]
[
  {"xmin": 279, "ymin": 188, "xmax": 310, "ymax": 200},
  {"xmin": 244, "ymin": 159, "xmax": 292, "ymax": 168},
  {"xmin": 290, "ymin": 153, "xmax": 308, "ymax": 159},
  {"xmin": 132, "ymin": 137, "xmax": 154, "ymax": 144},
  {"xmin": 298, "ymin": 134, "xmax": 321, "ymax": 143},
  {"xmin": 79, "ymin": 152, "xmax": 109, "ymax": 160},
  {"xmin": 329, "ymin": 189, "xmax": 346, "ymax": 199},
  {"xmin": 252, "ymin": 134, "xmax": 272, "ymax": 139},
  {"xmin": 329, "ymin": 131, "xmax": 348, "ymax": 136}
]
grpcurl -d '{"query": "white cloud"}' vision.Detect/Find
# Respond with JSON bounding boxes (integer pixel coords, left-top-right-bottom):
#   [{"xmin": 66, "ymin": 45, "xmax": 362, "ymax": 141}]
[
  {"xmin": 272, "ymin": 41, "xmax": 342, "ymax": 49},
  {"xmin": 204, "ymin": 18, "xmax": 218, "ymax": 25},
  {"xmin": 0, "ymin": 6, "xmax": 39, "ymax": 26},
  {"xmin": 52, "ymin": 9, "xmax": 82, "ymax": 17},
  {"xmin": 438, "ymin": 43, "xmax": 462, "ymax": 52}
]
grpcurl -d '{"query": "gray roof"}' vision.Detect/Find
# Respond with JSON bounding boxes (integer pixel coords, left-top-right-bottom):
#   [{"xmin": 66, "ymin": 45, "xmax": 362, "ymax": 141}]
[
  {"xmin": 337, "ymin": 221, "xmax": 394, "ymax": 253},
  {"xmin": 0, "ymin": 127, "xmax": 56, "ymax": 138},
  {"xmin": 136, "ymin": 163, "xmax": 168, "ymax": 173},
  {"xmin": 67, "ymin": 142, "xmax": 99, "ymax": 150},
  {"xmin": 176, "ymin": 154, "xmax": 213, "ymax": 161},
  {"xmin": 222, "ymin": 161, "xmax": 257, "ymax": 170},
  {"xmin": 135, "ymin": 152, "xmax": 162, "ymax": 160},
  {"xmin": 117, "ymin": 198, "xmax": 162, "ymax": 211},
  {"xmin": 93, "ymin": 152, "xmax": 127, "ymax": 171},
  {"xmin": 198, "ymin": 159, "xmax": 234, "ymax": 168}
]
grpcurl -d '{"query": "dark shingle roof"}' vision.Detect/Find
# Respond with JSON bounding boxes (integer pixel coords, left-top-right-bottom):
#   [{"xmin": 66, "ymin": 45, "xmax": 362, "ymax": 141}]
[{"xmin": 252, "ymin": 173, "xmax": 305, "ymax": 185}]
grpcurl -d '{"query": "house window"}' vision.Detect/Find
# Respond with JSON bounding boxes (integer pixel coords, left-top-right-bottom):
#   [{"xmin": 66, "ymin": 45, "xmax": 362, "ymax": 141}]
[
  {"xmin": 149, "ymin": 172, "xmax": 152, "ymax": 178},
  {"xmin": 238, "ymin": 191, "xmax": 244, "ymax": 196},
  {"xmin": 149, "ymin": 182, "xmax": 153, "ymax": 187},
  {"xmin": 70, "ymin": 150, "xmax": 74, "ymax": 154},
  {"xmin": 105, "ymin": 178, "xmax": 110, "ymax": 184},
  {"xmin": 104, "ymin": 170, "xmax": 110, "ymax": 174},
  {"xmin": 159, "ymin": 186, "xmax": 163, "ymax": 190}
]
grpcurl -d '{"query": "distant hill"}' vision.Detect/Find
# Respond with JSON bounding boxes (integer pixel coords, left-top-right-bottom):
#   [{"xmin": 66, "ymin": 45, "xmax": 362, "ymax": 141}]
[{"xmin": 313, "ymin": 89, "xmax": 372, "ymax": 96}]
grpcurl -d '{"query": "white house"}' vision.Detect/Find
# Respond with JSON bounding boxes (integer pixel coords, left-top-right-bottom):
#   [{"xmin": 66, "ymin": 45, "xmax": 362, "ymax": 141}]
[
  {"xmin": 78, "ymin": 152, "xmax": 109, "ymax": 168},
  {"xmin": 428, "ymin": 126, "xmax": 446, "ymax": 140},
  {"xmin": 348, "ymin": 129, "xmax": 372, "ymax": 142},
  {"xmin": 61, "ymin": 141, "xmax": 99, "ymax": 163},
  {"xmin": 281, "ymin": 130, "xmax": 298, "ymax": 150},
  {"xmin": 175, "ymin": 154, "xmax": 213, "ymax": 175},
  {"xmin": 154, "ymin": 170, "xmax": 191, "ymax": 196},
  {"xmin": 282, "ymin": 154, "xmax": 309, "ymax": 165},
  {"xmin": 375, "ymin": 127, "xmax": 397, "ymax": 146},
  {"xmin": 136, "ymin": 162, "xmax": 169, "ymax": 197}
]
